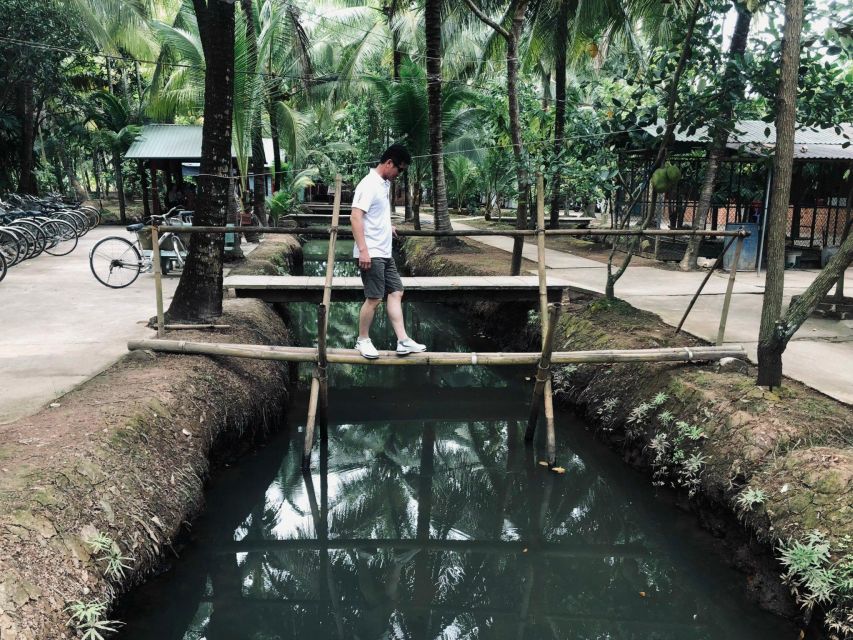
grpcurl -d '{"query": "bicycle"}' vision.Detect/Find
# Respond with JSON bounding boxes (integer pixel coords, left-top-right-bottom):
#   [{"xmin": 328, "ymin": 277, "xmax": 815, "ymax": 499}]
[{"xmin": 89, "ymin": 211, "xmax": 190, "ymax": 288}]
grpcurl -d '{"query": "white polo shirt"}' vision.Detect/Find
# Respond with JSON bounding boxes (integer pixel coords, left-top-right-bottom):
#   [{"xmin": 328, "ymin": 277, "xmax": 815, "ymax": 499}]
[{"xmin": 351, "ymin": 168, "xmax": 392, "ymax": 258}]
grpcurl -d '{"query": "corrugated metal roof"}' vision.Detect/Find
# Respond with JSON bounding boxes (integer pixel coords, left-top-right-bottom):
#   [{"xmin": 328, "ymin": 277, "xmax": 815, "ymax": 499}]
[
  {"xmin": 644, "ymin": 119, "xmax": 853, "ymax": 147},
  {"xmin": 125, "ymin": 124, "xmax": 281, "ymax": 165},
  {"xmin": 726, "ymin": 142, "xmax": 853, "ymax": 161}
]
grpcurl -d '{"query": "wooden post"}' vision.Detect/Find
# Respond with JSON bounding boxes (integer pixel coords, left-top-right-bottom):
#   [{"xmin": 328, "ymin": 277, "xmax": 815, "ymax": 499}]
[
  {"xmin": 303, "ymin": 174, "xmax": 342, "ymax": 471},
  {"xmin": 717, "ymin": 235, "xmax": 744, "ymax": 345},
  {"xmin": 151, "ymin": 225, "xmax": 165, "ymax": 338},
  {"xmin": 317, "ymin": 304, "xmax": 329, "ymax": 425}
]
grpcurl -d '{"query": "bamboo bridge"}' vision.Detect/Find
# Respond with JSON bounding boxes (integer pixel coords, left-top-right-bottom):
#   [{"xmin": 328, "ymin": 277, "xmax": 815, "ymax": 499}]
[{"xmin": 128, "ymin": 174, "xmax": 750, "ymax": 471}]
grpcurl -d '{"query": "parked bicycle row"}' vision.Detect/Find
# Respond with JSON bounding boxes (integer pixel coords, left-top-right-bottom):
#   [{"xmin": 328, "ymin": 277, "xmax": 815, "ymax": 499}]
[{"xmin": 0, "ymin": 194, "xmax": 101, "ymax": 283}]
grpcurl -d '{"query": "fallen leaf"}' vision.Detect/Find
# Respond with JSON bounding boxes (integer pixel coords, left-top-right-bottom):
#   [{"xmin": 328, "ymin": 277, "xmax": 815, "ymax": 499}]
[
  {"xmin": 522, "ymin": 548, "xmax": 528, "ymax": 553},
  {"xmin": 181, "ymin": 429, "xmax": 192, "ymax": 437},
  {"xmin": 538, "ymin": 461, "xmax": 549, "ymax": 467},
  {"xmin": 551, "ymin": 466, "xmax": 566, "ymax": 474},
  {"xmin": 639, "ymin": 591, "xmax": 647, "ymax": 597},
  {"xmin": 49, "ymin": 403, "xmax": 60, "ymax": 408}
]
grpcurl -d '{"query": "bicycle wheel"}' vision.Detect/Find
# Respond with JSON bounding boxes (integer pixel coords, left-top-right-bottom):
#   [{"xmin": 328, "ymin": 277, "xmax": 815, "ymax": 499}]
[
  {"xmin": 0, "ymin": 251, "xmax": 6, "ymax": 283},
  {"xmin": 12, "ymin": 220, "xmax": 46, "ymax": 258},
  {"xmin": 43, "ymin": 220, "xmax": 78, "ymax": 256},
  {"xmin": 78, "ymin": 206, "xmax": 101, "ymax": 229},
  {"xmin": 170, "ymin": 234, "xmax": 187, "ymax": 269},
  {"xmin": 0, "ymin": 228, "xmax": 24, "ymax": 266},
  {"xmin": 8, "ymin": 223, "xmax": 37, "ymax": 260},
  {"xmin": 55, "ymin": 211, "xmax": 87, "ymax": 237},
  {"xmin": 89, "ymin": 237, "xmax": 142, "ymax": 288}
]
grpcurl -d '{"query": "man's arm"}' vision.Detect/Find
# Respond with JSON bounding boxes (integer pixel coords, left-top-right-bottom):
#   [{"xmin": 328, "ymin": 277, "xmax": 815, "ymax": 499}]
[{"xmin": 350, "ymin": 207, "xmax": 371, "ymax": 270}]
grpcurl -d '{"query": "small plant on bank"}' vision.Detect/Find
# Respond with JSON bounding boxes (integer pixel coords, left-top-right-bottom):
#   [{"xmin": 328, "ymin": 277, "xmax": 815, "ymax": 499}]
[
  {"xmin": 597, "ymin": 397, "xmax": 619, "ymax": 430},
  {"xmin": 66, "ymin": 600, "xmax": 123, "ymax": 640},
  {"xmin": 735, "ymin": 487, "xmax": 767, "ymax": 513},
  {"xmin": 86, "ymin": 532, "xmax": 132, "ymax": 581}
]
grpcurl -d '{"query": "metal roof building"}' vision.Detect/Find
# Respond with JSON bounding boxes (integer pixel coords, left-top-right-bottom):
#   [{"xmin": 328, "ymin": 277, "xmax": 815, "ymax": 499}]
[
  {"xmin": 125, "ymin": 124, "xmax": 279, "ymax": 165},
  {"xmin": 643, "ymin": 120, "xmax": 853, "ymax": 160}
]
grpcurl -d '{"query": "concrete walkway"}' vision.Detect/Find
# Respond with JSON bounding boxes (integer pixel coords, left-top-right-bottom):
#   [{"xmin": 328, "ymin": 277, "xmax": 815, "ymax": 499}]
[
  {"xmin": 449, "ymin": 220, "xmax": 853, "ymax": 405},
  {"xmin": 0, "ymin": 227, "xmax": 180, "ymax": 424}
]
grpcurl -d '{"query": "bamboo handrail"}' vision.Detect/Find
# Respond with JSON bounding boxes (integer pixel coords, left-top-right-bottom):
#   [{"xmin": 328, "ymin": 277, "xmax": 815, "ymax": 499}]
[
  {"xmin": 127, "ymin": 339, "xmax": 746, "ymax": 365},
  {"xmin": 156, "ymin": 225, "xmax": 751, "ymax": 239}
]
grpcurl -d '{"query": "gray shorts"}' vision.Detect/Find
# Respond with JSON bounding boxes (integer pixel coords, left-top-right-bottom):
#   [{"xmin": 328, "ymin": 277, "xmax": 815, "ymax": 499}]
[{"xmin": 360, "ymin": 257, "xmax": 404, "ymax": 299}]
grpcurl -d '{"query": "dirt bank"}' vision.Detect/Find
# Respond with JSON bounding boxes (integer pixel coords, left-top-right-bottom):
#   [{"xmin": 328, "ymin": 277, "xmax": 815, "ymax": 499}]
[
  {"xmin": 404, "ymin": 236, "xmax": 853, "ymax": 638},
  {"xmin": 0, "ymin": 238, "xmax": 302, "ymax": 639}
]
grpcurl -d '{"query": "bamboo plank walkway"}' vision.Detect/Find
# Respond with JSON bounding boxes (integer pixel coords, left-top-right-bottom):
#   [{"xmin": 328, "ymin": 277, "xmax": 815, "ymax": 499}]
[{"xmin": 224, "ymin": 274, "xmax": 566, "ymax": 303}]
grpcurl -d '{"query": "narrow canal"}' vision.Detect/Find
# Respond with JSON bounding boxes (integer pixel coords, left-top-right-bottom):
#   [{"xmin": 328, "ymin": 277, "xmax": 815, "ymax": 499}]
[{"xmin": 117, "ymin": 239, "xmax": 796, "ymax": 639}]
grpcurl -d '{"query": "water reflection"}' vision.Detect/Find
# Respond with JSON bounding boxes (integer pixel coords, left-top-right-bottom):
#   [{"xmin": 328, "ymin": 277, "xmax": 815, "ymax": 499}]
[{"xmin": 117, "ymin": 239, "xmax": 794, "ymax": 639}]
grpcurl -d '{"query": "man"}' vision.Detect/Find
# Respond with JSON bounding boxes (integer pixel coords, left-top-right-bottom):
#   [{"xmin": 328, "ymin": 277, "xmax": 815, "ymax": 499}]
[{"xmin": 351, "ymin": 144, "xmax": 426, "ymax": 359}]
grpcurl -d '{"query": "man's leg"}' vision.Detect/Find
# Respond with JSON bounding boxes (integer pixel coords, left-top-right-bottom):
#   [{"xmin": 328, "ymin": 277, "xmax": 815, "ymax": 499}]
[
  {"xmin": 386, "ymin": 291, "xmax": 408, "ymax": 341},
  {"xmin": 358, "ymin": 297, "xmax": 381, "ymax": 339}
]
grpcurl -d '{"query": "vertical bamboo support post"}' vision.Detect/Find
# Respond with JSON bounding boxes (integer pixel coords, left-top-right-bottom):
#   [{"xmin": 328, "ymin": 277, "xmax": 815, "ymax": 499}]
[
  {"xmin": 526, "ymin": 302, "xmax": 561, "ymax": 430},
  {"xmin": 525, "ymin": 173, "xmax": 558, "ymax": 465},
  {"xmin": 675, "ymin": 235, "xmax": 737, "ymax": 334},
  {"xmin": 303, "ymin": 175, "xmax": 343, "ymax": 471},
  {"xmin": 317, "ymin": 304, "xmax": 329, "ymax": 425},
  {"xmin": 151, "ymin": 224, "xmax": 165, "ymax": 338},
  {"xmin": 717, "ymin": 234, "xmax": 744, "ymax": 345}
]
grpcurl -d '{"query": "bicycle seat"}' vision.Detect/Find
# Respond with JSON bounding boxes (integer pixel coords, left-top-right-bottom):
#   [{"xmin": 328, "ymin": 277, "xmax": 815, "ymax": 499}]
[{"xmin": 127, "ymin": 223, "xmax": 145, "ymax": 232}]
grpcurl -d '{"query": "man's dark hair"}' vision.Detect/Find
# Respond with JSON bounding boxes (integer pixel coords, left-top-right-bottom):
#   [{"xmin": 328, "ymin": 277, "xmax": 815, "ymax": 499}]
[{"xmin": 380, "ymin": 144, "xmax": 412, "ymax": 167}]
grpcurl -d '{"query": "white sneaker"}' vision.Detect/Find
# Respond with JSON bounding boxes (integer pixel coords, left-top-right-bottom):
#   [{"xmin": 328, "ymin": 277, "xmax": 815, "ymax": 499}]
[
  {"xmin": 355, "ymin": 338, "xmax": 379, "ymax": 359},
  {"xmin": 396, "ymin": 337, "xmax": 427, "ymax": 355}
]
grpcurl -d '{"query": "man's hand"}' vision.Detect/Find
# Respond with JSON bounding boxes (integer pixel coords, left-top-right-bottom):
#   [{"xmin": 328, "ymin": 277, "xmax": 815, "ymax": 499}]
[
  {"xmin": 392, "ymin": 225, "xmax": 398, "ymax": 238},
  {"xmin": 358, "ymin": 247, "xmax": 372, "ymax": 270}
]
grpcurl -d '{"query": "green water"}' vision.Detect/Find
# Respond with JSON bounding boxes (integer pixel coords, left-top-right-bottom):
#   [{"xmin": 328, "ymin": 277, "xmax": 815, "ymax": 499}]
[{"xmin": 116, "ymin": 240, "xmax": 796, "ymax": 639}]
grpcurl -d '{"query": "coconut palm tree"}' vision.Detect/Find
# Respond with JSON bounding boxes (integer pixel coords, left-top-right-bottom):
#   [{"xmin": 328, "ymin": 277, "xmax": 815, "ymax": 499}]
[{"xmin": 87, "ymin": 91, "xmax": 140, "ymax": 223}]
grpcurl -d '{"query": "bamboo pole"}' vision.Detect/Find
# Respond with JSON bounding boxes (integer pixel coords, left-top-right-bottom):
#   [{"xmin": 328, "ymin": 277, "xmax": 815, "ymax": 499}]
[
  {"xmin": 525, "ymin": 174, "xmax": 559, "ymax": 467},
  {"xmin": 675, "ymin": 235, "xmax": 737, "ymax": 334},
  {"xmin": 526, "ymin": 303, "xmax": 561, "ymax": 440},
  {"xmin": 128, "ymin": 339, "xmax": 746, "ymax": 365},
  {"xmin": 717, "ymin": 235, "xmax": 744, "ymax": 345},
  {"xmin": 303, "ymin": 174, "xmax": 342, "ymax": 471},
  {"xmin": 157, "ymin": 225, "xmax": 750, "ymax": 239},
  {"xmin": 151, "ymin": 225, "xmax": 165, "ymax": 338}
]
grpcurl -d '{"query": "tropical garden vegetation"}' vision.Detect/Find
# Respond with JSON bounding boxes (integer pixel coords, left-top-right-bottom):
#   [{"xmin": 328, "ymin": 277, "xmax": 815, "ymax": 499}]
[{"xmin": 1, "ymin": 0, "xmax": 851, "ymax": 380}]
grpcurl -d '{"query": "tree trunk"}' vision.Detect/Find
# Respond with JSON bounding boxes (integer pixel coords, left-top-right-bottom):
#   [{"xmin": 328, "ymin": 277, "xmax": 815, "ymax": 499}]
[
  {"xmin": 93, "ymin": 150, "xmax": 103, "ymax": 197},
  {"xmin": 756, "ymin": 0, "xmax": 804, "ymax": 387},
  {"xmin": 17, "ymin": 80, "xmax": 37, "ymax": 195},
  {"xmin": 61, "ymin": 153, "xmax": 88, "ymax": 202},
  {"xmin": 425, "ymin": 0, "xmax": 452, "ymax": 239},
  {"xmin": 112, "ymin": 151, "xmax": 127, "ymax": 224},
  {"xmin": 243, "ymin": 0, "xmax": 268, "ymax": 226},
  {"xmin": 507, "ymin": 2, "xmax": 530, "ymax": 275},
  {"xmin": 680, "ymin": 4, "xmax": 752, "ymax": 270},
  {"xmin": 403, "ymin": 169, "xmax": 413, "ymax": 221},
  {"xmin": 168, "ymin": 0, "xmax": 235, "ymax": 322},
  {"xmin": 548, "ymin": 2, "xmax": 569, "ymax": 230}
]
